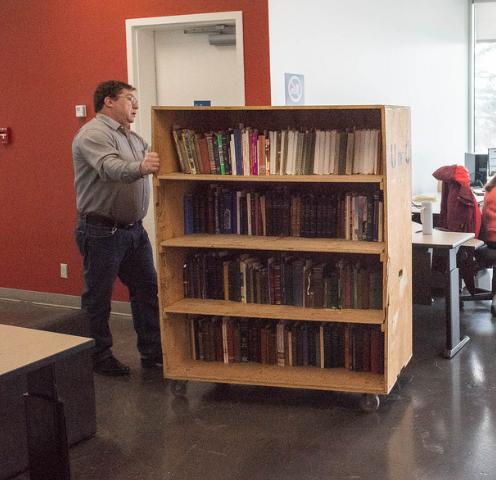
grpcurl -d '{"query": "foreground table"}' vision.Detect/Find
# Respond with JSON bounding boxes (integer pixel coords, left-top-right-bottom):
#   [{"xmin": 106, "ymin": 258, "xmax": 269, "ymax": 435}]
[{"xmin": 0, "ymin": 324, "xmax": 94, "ymax": 480}]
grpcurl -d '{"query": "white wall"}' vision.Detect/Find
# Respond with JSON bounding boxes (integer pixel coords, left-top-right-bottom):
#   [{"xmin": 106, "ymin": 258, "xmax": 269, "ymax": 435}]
[
  {"xmin": 155, "ymin": 28, "xmax": 244, "ymax": 106},
  {"xmin": 269, "ymin": 0, "xmax": 470, "ymax": 194}
]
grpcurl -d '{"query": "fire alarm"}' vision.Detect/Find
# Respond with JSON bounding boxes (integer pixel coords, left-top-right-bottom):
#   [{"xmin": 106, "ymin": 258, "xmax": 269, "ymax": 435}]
[{"xmin": 0, "ymin": 128, "xmax": 10, "ymax": 144}]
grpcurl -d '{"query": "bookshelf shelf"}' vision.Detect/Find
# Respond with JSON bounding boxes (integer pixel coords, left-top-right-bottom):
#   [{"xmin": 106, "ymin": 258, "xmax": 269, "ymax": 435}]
[
  {"xmin": 161, "ymin": 234, "xmax": 385, "ymax": 255},
  {"xmin": 164, "ymin": 298, "xmax": 384, "ymax": 324},
  {"xmin": 157, "ymin": 172, "xmax": 383, "ymax": 185},
  {"xmin": 153, "ymin": 105, "xmax": 412, "ymax": 401},
  {"xmin": 165, "ymin": 360, "xmax": 385, "ymax": 394}
]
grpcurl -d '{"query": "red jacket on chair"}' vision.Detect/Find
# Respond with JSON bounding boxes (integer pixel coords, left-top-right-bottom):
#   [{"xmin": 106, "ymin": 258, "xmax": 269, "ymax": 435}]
[
  {"xmin": 432, "ymin": 165, "xmax": 481, "ymax": 237},
  {"xmin": 432, "ymin": 165, "xmax": 481, "ymax": 294}
]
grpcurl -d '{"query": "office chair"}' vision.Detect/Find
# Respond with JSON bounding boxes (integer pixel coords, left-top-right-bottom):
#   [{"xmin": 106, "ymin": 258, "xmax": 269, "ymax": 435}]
[{"xmin": 460, "ymin": 243, "xmax": 496, "ymax": 315}]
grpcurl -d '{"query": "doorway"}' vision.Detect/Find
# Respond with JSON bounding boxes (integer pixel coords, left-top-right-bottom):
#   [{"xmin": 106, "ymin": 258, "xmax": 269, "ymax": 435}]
[{"xmin": 126, "ymin": 12, "xmax": 245, "ymax": 255}]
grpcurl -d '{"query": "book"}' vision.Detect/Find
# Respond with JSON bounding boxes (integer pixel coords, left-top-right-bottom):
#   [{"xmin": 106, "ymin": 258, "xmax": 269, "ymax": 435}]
[
  {"xmin": 183, "ymin": 193, "xmax": 194, "ymax": 234},
  {"xmin": 182, "ymin": 129, "xmax": 198, "ymax": 174},
  {"xmin": 195, "ymin": 133, "xmax": 210, "ymax": 174},
  {"xmin": 172, "ymin": 128, "xmax": 191, "ymax": 174},
  {"xmin": 190, "ymin": 318, "xmax": 198, "ymax": 360},
  {"xmin": 205, "ymin": 132, "xmax": 217, "ymax": 174},
  {"xmin": 239, "ymin": 319, "xmax": 249, "ymax": 362},
  {"xmin": 276, "ymin": 321, "xmax": 286, "ymax": 366}
]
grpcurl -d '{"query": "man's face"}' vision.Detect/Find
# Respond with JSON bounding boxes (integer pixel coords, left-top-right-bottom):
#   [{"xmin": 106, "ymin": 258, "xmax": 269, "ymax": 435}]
[{"xmin": 107, "ymin": 89, "xmax": 139, "ymax": 126}]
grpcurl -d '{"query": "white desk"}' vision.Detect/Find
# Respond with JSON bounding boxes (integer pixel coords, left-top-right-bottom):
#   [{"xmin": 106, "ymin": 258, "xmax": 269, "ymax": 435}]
[
  {"xmin": 412, "ymin": 225, "xmax": 474, "ymax": 249},
  {"xmin": 0, "ymin": 325, "xmax": 94, "ymax": 480},
  {"xmin": 412, "ymin": 224, "xmax": 474, "ymax": 358}
]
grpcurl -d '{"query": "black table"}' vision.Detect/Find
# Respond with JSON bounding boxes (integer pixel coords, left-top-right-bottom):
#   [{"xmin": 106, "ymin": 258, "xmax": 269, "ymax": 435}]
[
  {"xmin": 0, "ymin": 324, "xmax": 94, "ymax": 480},
  {"xmin": 412, "ymin": 225, "xmax": 474, "ymax": 358}
]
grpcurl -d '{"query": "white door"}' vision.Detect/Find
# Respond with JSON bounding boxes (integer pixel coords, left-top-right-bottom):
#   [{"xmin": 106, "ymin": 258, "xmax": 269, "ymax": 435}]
[
  {"xmin": 126, "ymin": 12, "xmax": 245, "ymax": 259},
  {"xmin": 155, "ymin": 27, "xmax": 244, "ymax": 106}
]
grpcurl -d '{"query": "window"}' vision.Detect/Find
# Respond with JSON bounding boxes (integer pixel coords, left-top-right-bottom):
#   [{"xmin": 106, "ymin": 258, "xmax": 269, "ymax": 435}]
[{"xmin": 474, "ymin": 1, "xmax": 496, "ymax": 153}]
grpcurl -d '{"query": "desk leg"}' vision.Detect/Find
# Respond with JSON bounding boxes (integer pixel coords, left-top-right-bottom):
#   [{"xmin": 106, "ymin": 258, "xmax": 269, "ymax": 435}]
[
  {"xmin": 24, "ymin": 364, "xmax": 71, "ymax": 480},
  {"xmin": 443, "ymin": 248, "xmax": 470, "ymax": 359}
]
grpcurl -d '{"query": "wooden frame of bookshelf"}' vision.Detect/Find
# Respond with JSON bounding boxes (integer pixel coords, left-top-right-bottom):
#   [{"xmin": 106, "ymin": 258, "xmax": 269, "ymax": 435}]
[{"xmin": 152, "ymin": 105, "xmax": 412, "ymax": 401}]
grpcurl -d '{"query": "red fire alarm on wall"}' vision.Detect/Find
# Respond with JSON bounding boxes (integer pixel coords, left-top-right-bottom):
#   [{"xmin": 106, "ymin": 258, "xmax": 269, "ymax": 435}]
[{"xmin": 0, "ymin": 128, "xmax": 10, "ymax": 144}]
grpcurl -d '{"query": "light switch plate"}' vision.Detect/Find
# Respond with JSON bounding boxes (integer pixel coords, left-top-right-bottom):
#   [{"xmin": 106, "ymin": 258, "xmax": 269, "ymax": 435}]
[{"xmin": 75, "ymin": 105, "xmax": 87, "ymax": 118}]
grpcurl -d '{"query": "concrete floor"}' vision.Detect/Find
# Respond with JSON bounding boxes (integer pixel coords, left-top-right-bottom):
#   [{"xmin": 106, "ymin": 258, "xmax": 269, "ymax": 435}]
[{"xmin": 3, "ymin": 296, "xmax": 496, "ymax": 480}]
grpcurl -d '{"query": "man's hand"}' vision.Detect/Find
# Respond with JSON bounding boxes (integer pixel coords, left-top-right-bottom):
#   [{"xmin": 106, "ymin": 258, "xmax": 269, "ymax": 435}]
[{"xmin": 140, "ymin": 152, "xmax": 160, "ymax": 175}]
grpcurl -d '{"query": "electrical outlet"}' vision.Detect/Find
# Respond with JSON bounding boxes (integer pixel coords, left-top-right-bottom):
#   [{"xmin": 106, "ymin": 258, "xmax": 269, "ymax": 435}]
[{"xmin": 60, "ymin": 263, "xmax": 68, "ymax": 279}]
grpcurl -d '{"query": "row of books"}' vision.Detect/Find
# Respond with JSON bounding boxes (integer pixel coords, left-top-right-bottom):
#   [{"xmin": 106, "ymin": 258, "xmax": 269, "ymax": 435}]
[
  {"xmin": 184, "ymin": 252, "xmax": 383, "ymax": 309},
  {"xmin": 172, "ymin": 126, "xmax": 381, "ymax": 176},
  {"xmin": 184, "ymin": 186, "xmax": 383, "ymax": 241},
  {"xmin": 190, "ymin": 316, "xmax": 384, "ymax": 373}
]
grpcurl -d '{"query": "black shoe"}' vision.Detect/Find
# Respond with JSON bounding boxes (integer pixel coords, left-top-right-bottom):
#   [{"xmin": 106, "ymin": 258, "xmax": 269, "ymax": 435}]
[
  {"xmin": 94, "ymin": 356, "xmax": 130, "ymax": 376},
  {"xmin": 141, "ymin": 354, "xmax": 163, "ymax": 369}
]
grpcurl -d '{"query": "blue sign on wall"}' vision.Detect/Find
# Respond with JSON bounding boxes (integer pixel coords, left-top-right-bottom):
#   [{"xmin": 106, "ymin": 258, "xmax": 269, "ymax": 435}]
[{"xmin": 194, "ymin": 100, "xmax": 211, "ymax": 106}]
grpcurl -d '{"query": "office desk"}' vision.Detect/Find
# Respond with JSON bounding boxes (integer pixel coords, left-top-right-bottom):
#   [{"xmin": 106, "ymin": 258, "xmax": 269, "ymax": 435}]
[
  {"xmin": 412, "ymin": 226, "xmax": 474, "ymax": 359},
  {"xmin": 0, "ymin": 324, "xmax": 94, "ymax": 480}
]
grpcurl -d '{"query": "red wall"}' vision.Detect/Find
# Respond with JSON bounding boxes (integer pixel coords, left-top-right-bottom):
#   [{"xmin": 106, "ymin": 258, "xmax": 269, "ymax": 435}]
[{"xmin": 0, "ymin": 0, "xmax": 270, "ymax": 300}]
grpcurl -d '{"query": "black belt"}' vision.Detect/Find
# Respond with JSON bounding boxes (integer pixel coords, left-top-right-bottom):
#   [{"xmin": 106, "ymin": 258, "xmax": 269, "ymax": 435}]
[{"xmin": 83, "ymin": 214, "xmax": 139, "ymax": 230}]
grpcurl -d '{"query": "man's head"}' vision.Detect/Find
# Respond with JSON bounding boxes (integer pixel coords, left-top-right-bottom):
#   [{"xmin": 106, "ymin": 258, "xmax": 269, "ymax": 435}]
[{"xmin": 94, "ymin": 80, "xmax": 138, "ymax": 127}]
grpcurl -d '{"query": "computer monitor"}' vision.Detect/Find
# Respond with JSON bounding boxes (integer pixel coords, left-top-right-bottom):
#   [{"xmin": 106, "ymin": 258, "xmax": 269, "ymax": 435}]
[
  {"xmin": 465, "ymin": 152, "xmax": 488, "ymax": 187},
  {"xmin": 488, "ymin": 148, "xmax": 496, "ymax": 178}
]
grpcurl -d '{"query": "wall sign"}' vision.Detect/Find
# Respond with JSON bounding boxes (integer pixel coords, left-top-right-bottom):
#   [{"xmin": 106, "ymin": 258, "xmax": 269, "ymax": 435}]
[{"xmin": 285, "ymin": 73, "xmax": 304, "ymax": 105}]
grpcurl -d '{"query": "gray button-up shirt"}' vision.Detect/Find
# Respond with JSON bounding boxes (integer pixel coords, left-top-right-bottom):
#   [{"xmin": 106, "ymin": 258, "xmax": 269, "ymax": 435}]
[{"xmin": 72, "ymin": 113, "xmax": 149, "ymax": 224}]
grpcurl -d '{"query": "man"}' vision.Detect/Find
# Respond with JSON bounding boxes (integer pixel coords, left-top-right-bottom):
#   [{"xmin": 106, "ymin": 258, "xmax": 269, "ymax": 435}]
[{"xmin": 72, "ymin": 80, "xmax": 162, "ymax": 376}]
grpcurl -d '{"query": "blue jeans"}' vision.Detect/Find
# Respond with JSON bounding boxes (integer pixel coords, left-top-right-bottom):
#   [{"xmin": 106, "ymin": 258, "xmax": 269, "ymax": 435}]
[{"xmin": 75, "ymin": 219, "xmax": 162, "ymax": 363}]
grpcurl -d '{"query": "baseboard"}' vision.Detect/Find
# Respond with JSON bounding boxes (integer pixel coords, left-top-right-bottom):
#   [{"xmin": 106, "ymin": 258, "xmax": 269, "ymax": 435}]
[{"xmin": 0, "ymin": 288, "xmax": 131, "ymax": 315}]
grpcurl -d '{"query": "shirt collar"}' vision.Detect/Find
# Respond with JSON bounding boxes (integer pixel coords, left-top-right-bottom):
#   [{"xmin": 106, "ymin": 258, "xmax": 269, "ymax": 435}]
[{"xmin": 96, "ymin": 112, "xmax": 124, "ymax": 132}]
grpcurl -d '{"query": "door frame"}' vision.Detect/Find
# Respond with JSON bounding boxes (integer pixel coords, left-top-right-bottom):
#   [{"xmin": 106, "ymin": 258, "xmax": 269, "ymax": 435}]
[{"xmin": 125, "ymin": 12, "xmax": 245, "ymax": 258}]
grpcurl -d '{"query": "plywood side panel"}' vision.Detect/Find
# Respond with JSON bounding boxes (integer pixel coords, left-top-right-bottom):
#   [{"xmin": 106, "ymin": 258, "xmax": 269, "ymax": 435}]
[
  {"xmin": 160, "ymin": 249, "xmax": 187, "ymax": 308},
  {"xmin": 152, "ymin": 110, "xmax": 178, "ymax": 174},
  {"xmin": 383, "ymin": 106, "xmax": 412, "ymax": 392},
  {"xmin": 154, "ymin": 181, "xmax": 193, "ymax": 311},
  {"xmin": 162, "ymin": 314, "xmax": 191, "ymax": 373}
]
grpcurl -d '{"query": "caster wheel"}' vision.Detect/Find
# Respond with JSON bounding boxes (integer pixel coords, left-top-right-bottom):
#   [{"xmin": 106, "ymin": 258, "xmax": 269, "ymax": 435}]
[
  {"xmin": 359, "ymin": 394, "xmax": 380, "ymax": 412},
  {"xmin": 170, "ymin": 380, "xmax": 188, "ymax": 396}
]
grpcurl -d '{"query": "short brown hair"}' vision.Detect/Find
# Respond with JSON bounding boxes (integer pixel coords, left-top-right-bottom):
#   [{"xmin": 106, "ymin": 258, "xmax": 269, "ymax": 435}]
[
  {"xmin": 93, "ymin": 80, "xmax": 135, "ymax": 112},
  {"xmin": 486, "ymin": 175, "xmax": 496, "ymax": 192}
]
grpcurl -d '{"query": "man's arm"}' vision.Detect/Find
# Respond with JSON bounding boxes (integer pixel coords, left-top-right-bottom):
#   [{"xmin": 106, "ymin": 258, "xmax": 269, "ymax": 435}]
[{"xmin": 75, "ymin": 129, "xmax": 142, "ymax": 183}]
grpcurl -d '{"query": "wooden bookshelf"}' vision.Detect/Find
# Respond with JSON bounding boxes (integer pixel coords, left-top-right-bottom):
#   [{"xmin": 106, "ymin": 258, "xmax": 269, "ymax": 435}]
[{"xmin": 152, "ymin": 105, "xmax": 412, "ymax": 406}]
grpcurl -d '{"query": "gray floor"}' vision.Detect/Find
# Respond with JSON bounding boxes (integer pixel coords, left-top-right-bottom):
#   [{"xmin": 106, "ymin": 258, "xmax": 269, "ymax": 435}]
[{"xmin": 4, "ymin": 296, "xmax": 496, "ymax": 480}]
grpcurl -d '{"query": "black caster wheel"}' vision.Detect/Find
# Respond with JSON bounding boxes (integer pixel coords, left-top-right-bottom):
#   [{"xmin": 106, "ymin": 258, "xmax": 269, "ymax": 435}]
[
  {"xmin": 170, "ymin": 380, "xmax": 188, "ymax": 396},
  {"xmin": 359, "ymin": 393, "xmax": 380, "ymax": 412}
]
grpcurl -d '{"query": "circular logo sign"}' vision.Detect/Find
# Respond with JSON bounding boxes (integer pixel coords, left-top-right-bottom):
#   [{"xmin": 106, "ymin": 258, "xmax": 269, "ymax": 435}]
[{"xmin": 288, "ymin": 75, "xmax": 303, "ymax": 103}]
